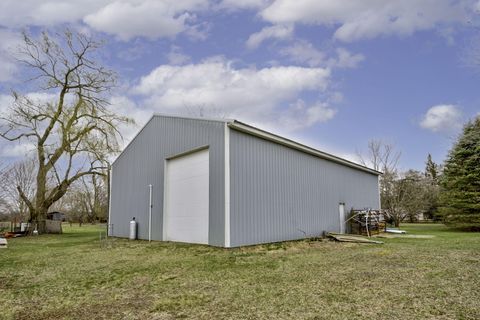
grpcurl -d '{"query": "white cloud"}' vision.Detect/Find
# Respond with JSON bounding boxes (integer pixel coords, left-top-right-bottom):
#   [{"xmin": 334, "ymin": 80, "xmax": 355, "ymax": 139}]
[
  {"xmin": 25, "ymin": 92, "xmax": 59, "ymax": 104},
  {"xmin": 279, "ymin": 40, "xmax": 325, "ymax": 67},
  {"xmin": 0, "ymin": 95, "xmax": 36, "ymax": 158},
  {"xmin": 437, "ymin": 26, "xmax": 456, "ymax": 46},
  {"xmin": 117, "ymin": 41, "xmax": 149, "ymax": 61},
  {"xmin": 166, "ymin": 46, "xmax": 191, "ymax": 65},
  {"xmin": 0, "ymin": 29, "xmax": 22, "ymax": 83},
  {"xmin": 183, "ymin": 21, "xmax": 211, "ymax": 41},
  {"xmin": 260, "ymin": 0, "xmax": 470, "ymax": 42},
  {"xmin": 0, "ymin": 93, "xmax": 59, "ymax": 115},
  {"xmin": 420, "ymin": 104, "xmax": 463, "ymax": 132},
  {"xmin": 461, "ymin": 35, "xmax": 480, "ymax": 70},
  {"xmin": 278, "ymin": 99, "xmax": 336, "ymax": 131},
  {"xmin": 0, "ymin": 0, "xmax": 475, "ymax": 44},
  {"xmin": 0, "ymin": 141, "xmax": 36, "ymax": 158},
  {"xmin": 217, "ymin": 0, "xmax": 270, "ymax": 11},
  {"xmin": 110, "ymin": 96, "xmax": 153, "ymax": 145},
  {"xmin": 280, "ymin": 41, "xmax": 364, "ymax": 69},
  {"xmin": 0, "ymin": 0, "xmax": 108, "ymax": 27},
  {"xmin": 0, "ymin": 0, "xmax": 209, "ymax": 41},
  {"xmin": 0, "ymin": 94, "xmax": 14, "ymax": 114},
  {"xmin": 333, "ymin": 48, "xmax": 364, "ymax": 68},
  {"xmin": 84, "ymin": 0, "xmax": 209, "ymax": 40},
  {"xmin": 132, "ymin": 59, "xmax": 333, "ymax": 131},
  {"xmin": 246, "ymin": 25, "xmax": 293, "ymax": 49},
  {"xmin": 0, "ymin": 59, "xmax": 16, "ymax": 83}
]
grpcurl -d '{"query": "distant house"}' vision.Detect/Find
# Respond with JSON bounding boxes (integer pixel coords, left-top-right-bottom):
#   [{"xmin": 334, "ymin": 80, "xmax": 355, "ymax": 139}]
[
  {"xmin": 109, "ymin": 114, "xmax": 381, "ymax": 247},
  {"xmin": 47, "ymin": 211, "xmax": 66, "ymax": 222}
]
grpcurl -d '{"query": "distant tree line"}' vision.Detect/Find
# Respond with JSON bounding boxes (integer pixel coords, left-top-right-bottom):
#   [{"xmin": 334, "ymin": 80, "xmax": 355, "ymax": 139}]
[
  {"xmin": 359, "ymin": 115, "xmax": 480, "ymax": 229},
  {"xmin": 358, "ymin": 141, "xmax": 441, "ymax": 227},
  {"xmin": 0, "ymin": 158, "xmax": 109, "ymax": 225}
]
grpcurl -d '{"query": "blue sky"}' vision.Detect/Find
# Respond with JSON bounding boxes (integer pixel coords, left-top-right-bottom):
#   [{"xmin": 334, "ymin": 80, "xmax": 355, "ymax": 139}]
[{"xmin": 0, "ymin": 0, "xmax": 479, "ymax": 171}]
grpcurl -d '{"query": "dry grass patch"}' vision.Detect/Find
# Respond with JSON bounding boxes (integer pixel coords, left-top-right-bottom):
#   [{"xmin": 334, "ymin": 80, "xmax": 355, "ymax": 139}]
[{"xmin": 1, "ymin": 224, "xmax": 479, "ymax": 319}]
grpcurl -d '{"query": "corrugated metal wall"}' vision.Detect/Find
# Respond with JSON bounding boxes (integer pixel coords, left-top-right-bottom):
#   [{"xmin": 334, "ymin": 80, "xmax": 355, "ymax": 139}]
[
  {"xmin": 110, "ymin": 116, "xmax": 225, "ymax": 246},
  {"xmin": 229, "ymin": 129, "xmax": 380, "ymax": 247},
  {"xmin": 112, "ymin": 115, "xmax": 380, "ymax": 248}
]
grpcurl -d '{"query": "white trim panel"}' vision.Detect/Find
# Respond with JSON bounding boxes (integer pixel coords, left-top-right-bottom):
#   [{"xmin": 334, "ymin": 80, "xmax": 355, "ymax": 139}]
[
  {"xmin": 224, "ymin": 124, "xmax": 231, "ymax": 247},
  {"xmin": 107, "ymin": 165, "xmax": 113, "ymax": 236},
  {"xmin": 339, "ymin": 203, "xmax": 346, "ymax": 234},
  {"xmin": 162, "ymin": 160, "xmax": 168, "ymax": 241}
]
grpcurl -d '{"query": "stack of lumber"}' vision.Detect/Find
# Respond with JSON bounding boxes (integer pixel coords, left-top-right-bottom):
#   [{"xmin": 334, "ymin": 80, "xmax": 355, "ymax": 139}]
[
  {"xmin": 1, "ymin": 232, "xmax": 24, "ymax": 238},
  {"xmin": 348, "ymin": 209, "xmax": 385, "ymax": 236},
  {"xmin": 326, "ymin": 232, "xmax": 383, "ymax": 244}
]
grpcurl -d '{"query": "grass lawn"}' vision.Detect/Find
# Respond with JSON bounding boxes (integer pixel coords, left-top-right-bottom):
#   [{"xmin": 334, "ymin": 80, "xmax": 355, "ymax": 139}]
[{"xmin": 1, "ymin": 224, "xmax": 479, "ymax": 320}]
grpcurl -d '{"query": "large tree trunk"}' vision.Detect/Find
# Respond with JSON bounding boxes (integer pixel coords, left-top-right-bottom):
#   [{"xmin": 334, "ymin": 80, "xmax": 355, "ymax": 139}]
[
  {"xmin": 393, "ymin": 217, "xmax": 401, "ymax": 227},
  {"xmin": 409, "ymin": 214, "xmax": 415, "ymax": 223},
  {"xmin": 37, "ymin": 206, "xmax": 48, "ymax": 233},
  {"xmin": 29, "ymin": 206, "xmax": 48, "ymax": 234}
]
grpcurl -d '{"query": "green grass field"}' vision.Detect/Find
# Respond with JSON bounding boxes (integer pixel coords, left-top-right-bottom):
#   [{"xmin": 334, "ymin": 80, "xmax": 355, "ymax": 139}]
[{"xmin": 1, "ymin": 224, "xmax": 479, "ymax": 320}]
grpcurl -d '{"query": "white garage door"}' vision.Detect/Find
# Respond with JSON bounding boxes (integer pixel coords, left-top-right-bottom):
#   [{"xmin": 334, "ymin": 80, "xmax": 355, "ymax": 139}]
[{"xmin": 164, "ymin": 148, "xmax": 209, "ymax": 244}]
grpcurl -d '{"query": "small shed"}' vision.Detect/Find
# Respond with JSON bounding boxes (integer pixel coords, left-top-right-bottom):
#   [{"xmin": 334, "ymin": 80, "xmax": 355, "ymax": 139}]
[
  {"xmin": 109, "ymin": 114, "xmax": 380, "ymax": 247},
  {"xmin": 47, "ymin": 211, "xmax": 66, "ymax": 222}
]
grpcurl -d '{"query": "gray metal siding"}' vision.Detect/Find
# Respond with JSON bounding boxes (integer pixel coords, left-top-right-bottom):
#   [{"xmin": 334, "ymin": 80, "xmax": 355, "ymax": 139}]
[
  {"xmin": 229, "ymin": 129, "xmax": 380, "ymax": 247},
  {"xmin": 110, "ymin": 116, "xmax": 225, "ymax": 246}
]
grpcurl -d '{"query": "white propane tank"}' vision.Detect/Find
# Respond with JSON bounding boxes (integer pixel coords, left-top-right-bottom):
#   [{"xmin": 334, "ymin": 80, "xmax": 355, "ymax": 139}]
[{"xmin": 129, "ymin": 217, "xmax": 137, "ymax": 240}]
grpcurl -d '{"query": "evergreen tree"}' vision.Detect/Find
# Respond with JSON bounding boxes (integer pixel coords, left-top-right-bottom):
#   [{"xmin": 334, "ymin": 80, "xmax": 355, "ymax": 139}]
[
  {"xmin": 425, "ymin": 153, "xmax": 438, "ymax": 182},
  {"xmin": 424, "ymin": 153, "xmax": 440, "ymax": 220},
  {"xmin": 439, "ymin": 116, "xmax": 480, "ymax": 229}
]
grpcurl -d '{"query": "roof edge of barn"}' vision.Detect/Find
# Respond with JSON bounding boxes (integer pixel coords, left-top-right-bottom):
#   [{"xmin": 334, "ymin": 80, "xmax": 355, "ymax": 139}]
[
  {"xmin": 228, "ymin": 120, "xmax": 381, "ymax": 176},
  {"xmin": 111, "ymin": 114, "xmax": 155, "ymax": 166},
  {"xmin": 111, "ymin": 113, "xmax": 232, "ymax": 166},
  {"xmin": 112, "ymin": 113, "xmax": 381, "ymax": 175}
]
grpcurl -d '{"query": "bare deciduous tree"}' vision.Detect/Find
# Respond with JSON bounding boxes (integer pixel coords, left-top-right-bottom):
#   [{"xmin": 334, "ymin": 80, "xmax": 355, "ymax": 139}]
[
  {"xmin": 401, "ymin": 170, "xmax": 438, "ymax": 222},
  {"xmin": 0, "ymin": 30, "xmax": 133, "ymax": 232},
  {"xmin": 358, "ymin": 140, "xmax": 408, "ymax": 226},
  {"xmin": 0, "ymin": 161, "xmax": 9, "ymax": 216},
  {"xmin": 184, "ymin": 103, "xmax": 229, "ymax": 119},
  {"xmin": 382, "ymin": 171, "xmax": 426, "ymax": 226},
  {"xmin": 0, "ymin": 158, "xmax": 37, "ymax": 221},
  {"xmin": 358, "ymin": 141, "xmax": 441, "ymax": 226},
  {"xmin": 76, "ymin": 171, "xmax": 108, "ymax": 223},
  {"xmin": 357, "ymin": 139, "xmax": 401, "ymax": 173}
]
